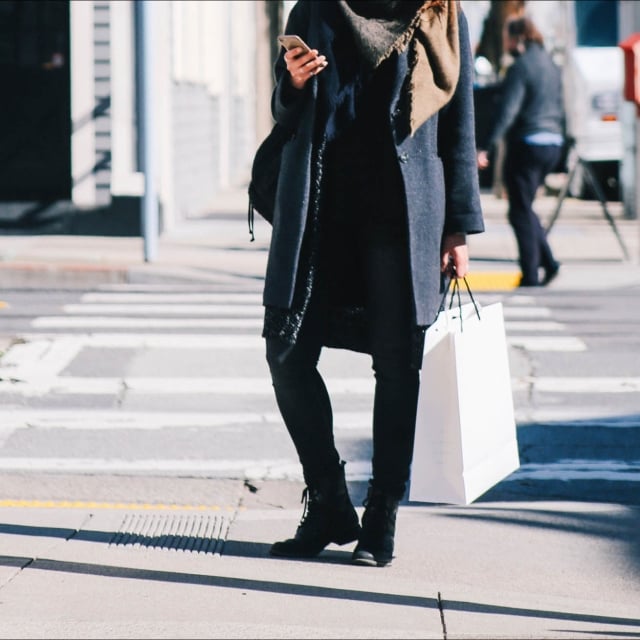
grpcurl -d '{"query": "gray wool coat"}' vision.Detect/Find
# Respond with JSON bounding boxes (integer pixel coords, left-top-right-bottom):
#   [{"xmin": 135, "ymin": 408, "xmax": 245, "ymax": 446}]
[{"xmin": 262, "ymin": 1, "xmax": 484, "ymax": 353}]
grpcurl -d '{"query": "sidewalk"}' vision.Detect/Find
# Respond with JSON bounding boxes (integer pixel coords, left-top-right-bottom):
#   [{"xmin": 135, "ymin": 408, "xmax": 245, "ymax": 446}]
[
  {"xmin": 1, "ymin": 477, "xmax": 639, "ymax": 639},
  {"xmin": 1, "ymin": 190, "xmax": 640, "ymax": 638},
  {"xmin": 0, "ymin": 190, "xmax": 639, "ymax": 291}
]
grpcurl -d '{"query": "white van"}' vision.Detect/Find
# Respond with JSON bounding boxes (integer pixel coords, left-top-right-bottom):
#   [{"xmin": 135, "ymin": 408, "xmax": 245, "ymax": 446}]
[{"xmin": 560, "ymin": 0, "xmax": 622, "ymax": 200}]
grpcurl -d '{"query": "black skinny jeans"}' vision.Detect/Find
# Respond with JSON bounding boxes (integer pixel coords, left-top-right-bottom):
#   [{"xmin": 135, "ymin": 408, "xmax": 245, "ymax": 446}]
[
  {"xmin": 266, "ymin": 214, "xmax": 420, "ymax": 499},
  {"xmin": 503, "ymin": 140, "xmax": 562, "ymax": 285}
]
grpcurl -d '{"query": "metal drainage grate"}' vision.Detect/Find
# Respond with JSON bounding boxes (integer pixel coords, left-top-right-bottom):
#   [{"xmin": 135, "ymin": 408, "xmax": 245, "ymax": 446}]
[{"xmin": 110, "ymin": 513, "xmax": 230, "ymax": 555}]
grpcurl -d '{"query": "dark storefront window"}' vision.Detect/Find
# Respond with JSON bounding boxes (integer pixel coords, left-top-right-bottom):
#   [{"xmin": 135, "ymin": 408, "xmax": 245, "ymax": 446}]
[
  {"xmin": 575, "ymin": 0, "xmax": 619, "ymax": 47},
  {"xmin": 0, "ymin": 1, "xmax": 71, "ymax": 201}
]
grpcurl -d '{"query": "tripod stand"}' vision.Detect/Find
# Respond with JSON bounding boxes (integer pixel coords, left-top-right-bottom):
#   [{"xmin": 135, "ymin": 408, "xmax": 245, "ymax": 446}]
[{"xmin": 544, "ymin": 138, "xmax": 630, "ymax": 261}]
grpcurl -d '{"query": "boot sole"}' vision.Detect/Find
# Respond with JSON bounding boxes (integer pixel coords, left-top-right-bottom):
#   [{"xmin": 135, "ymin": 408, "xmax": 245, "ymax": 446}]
[
  {"xmin": 269, "ymin": 529, "xmax": 360, "ymax": 559},
  {"xmin": 351, "ymin": 550, "xmax": 393, "ymax": 567}
]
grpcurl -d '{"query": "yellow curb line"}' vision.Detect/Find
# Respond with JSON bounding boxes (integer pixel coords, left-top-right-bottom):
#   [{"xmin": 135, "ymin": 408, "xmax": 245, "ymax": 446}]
[
  {"xmin": 454, "ymin": 272, "xmax": 521, "ymax": 291},
  {"xmin": 0, "ymin": 499, "xmax": 241, "ymax": 511},
  {"xmin": 0, "ymin": 301, "xmax": 8, "ymax": 309}
]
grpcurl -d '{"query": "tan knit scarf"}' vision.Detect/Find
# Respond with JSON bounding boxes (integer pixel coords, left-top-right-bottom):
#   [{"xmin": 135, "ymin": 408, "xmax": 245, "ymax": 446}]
[{"xmin": 338, "ymin": 0, "xmax": 460, "ymax": 135}]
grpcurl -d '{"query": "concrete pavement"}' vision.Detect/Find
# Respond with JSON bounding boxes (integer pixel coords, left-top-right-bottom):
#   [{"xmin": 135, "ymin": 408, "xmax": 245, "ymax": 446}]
[
  {"xmin": 1, "ymin": 486, "xmax": 639, "ymax": 639},
  {"xmin": 0, "ymin": 189, "xmax": 639, "ymax": 291},
  {"xmin": 1, "ymin": 189, "xmax": 640, "ymax": 638}
]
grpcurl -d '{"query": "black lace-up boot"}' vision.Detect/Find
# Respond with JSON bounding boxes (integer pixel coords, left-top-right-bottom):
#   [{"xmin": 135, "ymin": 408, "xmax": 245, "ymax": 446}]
[
  {"xmin": 351, "ymin": 484, "xmax": 400, "ymax": 567},
  {"xmin": 269, "ymin": 462, "xmax": 361, "ymax": 558}
]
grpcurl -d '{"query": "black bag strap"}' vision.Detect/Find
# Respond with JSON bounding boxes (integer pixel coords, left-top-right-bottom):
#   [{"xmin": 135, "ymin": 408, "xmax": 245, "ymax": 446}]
[{"xmin": 438, "ymin": 269, "xmax": 481, "ymax": 333}]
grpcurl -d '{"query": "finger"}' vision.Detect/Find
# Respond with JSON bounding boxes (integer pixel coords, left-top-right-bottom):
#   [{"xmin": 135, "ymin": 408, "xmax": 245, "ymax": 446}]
[
  {"xmin": 454, "ymin": 257, "xmax": 469, "ymax": 278},
  {"xmin": 312, "ymin": 57, "xmax": 328, "ymax": 74}
]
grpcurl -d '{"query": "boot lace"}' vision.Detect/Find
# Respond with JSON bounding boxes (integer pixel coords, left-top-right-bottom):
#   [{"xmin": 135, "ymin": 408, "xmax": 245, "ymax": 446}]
[{"xmin": 297, "ymin": 487, "xmax": 324, "ymax": 529}]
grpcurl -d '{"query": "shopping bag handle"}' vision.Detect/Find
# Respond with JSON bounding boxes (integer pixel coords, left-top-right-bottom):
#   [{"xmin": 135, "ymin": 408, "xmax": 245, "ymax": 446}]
[{"xmin": 438, "ymin": 270, "xmax": 481, "ymax": 332}]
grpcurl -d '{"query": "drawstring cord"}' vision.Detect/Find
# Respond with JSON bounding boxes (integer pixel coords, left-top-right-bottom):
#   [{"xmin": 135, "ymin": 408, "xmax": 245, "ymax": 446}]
[{"xmin": 248, "ymin": 199, "xmax": 255, "ymax": 242}]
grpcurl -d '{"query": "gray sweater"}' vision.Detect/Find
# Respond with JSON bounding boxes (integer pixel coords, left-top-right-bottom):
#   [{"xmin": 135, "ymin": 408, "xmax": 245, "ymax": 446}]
[{"xmin": 484, "ymin": 42, "xmax": 565, "ymax": 150}]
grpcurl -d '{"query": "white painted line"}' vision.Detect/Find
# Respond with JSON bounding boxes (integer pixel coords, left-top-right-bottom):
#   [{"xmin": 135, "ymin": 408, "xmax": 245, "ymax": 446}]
[
  {"xmin": 94, "ymin": 283, "xmax": 262, "ymax": 292},
  {"xmin": 0, "ymin": 410, "xmax": 371, "ymax": 431},
  {"xmin": 18, "ymin": 333, "xmax": 264, "ymax": 349},
  {"xmin": 0, "ymin": 377, "xmax": 122, "ymax": 395},
  {"xmin": 504, "ymin": 321, "xmax": 565, "ymax": 331},
  {"xmin": 533, "ymin": 377, "xmax": 640, "ymax": 393},
  {"xmin": 1, "ymin": 455, "xmax": 638, "ymax": 483},
  {"xmin": 83, "ymin": 334, "xmax": 262, "ymax": 348},
  {"xmin": 19, "ymin": 331, "xmax": 584, "ymax": 352},
  {"xmin": 31, "ymin": 317, "xmax": 264, "ymax": 329},
  {"xmin": 82, "ymin": 293, "xmax": 263, "ymax": 303},
  {"xmin": 30, "ymin": 337, "xmax": 84, "ymax": 376},
  {"xmin": 0, "ymin": 341, "xmax": 51, "ymax": 369},
  {"xmin": 0, "ymin": 338, "xmax": 84, "ymax": 379},
  {"xmin": 514, "ymin": 408, "xmax": 640, "ymax": 426},
  {"xmin": 502, "ymin": 307, "xmax": 551, "ymax": 318},
  {"xmin": 508, "ymin": 460, "xmax": 640, "ymax": 482},
  {"xmin": 0, "ymin": 457, "xmax": 372, "ymax": 481},
  {"xmin": 62, "ymin": 304, "xmax": 264, "ymax": 316},
  {"xmin": 502, "ymin": 295, "xmax": 535, "ymax": 304},
  {"xmin": 2, "ymin": 370, "xmax": 639, "ymax": 397},
  {"xmin": 130, "ymin": 377, "xmax": 375, "ymax": 395},
  {"xmin": 0, "ymin": 376, "xmax": 376, "ymax": 396},
  {"xmin": 506, "ymin": 377, "xmax": 640, "ymax": 394},
  {"xmin": 507, "ymin": 336, "xmax": 587, "ymax": 351},
  {"xmin": 3, "ymin": 407, "xmax": 637, "ymax": 431}
]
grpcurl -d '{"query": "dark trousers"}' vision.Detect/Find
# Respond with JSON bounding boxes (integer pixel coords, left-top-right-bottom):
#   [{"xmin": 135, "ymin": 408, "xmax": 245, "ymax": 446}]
[
  {"xmin": 265, "ymin": 217, "xmax": 420, "ymax": 499},
  {"xmin": 503, "ymin": 140, "xmax": 562, "ymax": 285}
]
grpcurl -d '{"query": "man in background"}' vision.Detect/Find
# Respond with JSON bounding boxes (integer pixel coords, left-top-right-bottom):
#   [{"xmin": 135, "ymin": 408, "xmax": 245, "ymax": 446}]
[{"xmin": 477, "ymin": 15, "xmax": 565, "ymax": 287}]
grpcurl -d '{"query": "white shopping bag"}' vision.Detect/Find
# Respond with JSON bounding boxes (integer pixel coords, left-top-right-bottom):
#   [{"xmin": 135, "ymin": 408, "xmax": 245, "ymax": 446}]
[{"xmin": 409, "ymin": 288, "xmax": 520, "ymax": 505}]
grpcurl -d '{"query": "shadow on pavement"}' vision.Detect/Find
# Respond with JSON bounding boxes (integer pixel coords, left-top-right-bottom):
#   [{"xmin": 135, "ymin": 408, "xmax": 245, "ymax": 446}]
[
  {"xmin": 0, "ymin": 552, "xmax": 435, "ymax": 609},
  {"xmin": 1, "ymin": 553, "xmax": 639, "ymax": 630}
]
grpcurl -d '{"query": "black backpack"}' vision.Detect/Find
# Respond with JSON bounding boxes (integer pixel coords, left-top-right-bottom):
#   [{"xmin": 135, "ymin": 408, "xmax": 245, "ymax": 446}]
[{"xmin": 247, "ymin": 123, "xmax": 291, "ymax": 240}]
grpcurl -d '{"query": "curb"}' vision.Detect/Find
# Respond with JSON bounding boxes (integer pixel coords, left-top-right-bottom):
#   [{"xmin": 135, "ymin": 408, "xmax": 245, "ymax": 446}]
[{"xmin": 0, "ymin": 262, "xmax": 129, "ymax": 288}]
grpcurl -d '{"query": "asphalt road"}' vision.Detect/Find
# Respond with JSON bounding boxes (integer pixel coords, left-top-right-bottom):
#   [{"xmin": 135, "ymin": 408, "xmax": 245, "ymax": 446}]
[{"xmin": 0, "ymin": 281, "xmax": 639, "ymax": 506}]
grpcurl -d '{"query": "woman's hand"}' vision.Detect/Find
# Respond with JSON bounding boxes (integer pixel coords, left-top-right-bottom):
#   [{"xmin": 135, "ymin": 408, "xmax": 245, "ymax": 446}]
[
  {"xmin": 441, "ymin": 233, "xmax": 469, "ymax": 278},
  {"xmin": 285, "ymin": 48, "xmax": 328, "ymax": 90},
  {"xmin": 477, "ymin": 149, "xmax": 490, "ymax": 170}
]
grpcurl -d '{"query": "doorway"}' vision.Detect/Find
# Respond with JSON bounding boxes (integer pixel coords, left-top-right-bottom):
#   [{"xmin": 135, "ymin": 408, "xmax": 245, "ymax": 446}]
[{"xmin": 0, "ymin": 0, "xmax": 71, "ymax": 201}]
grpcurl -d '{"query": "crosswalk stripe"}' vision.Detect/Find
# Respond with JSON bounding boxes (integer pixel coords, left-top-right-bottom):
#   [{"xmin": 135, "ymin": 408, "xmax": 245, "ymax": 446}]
[
  {"xmin": 19, "ymin": 333, "xmax": 265, "ymax": 348},
  {"xmin": 0, "ymin": 457, "xmax": 313, "ymax": 478},
  {"xmin": 6, "ymin": 408, "xmax": 640, "ymax": 430},
  {"xmin": 504, "ymin": 321, "xmax": 565, "ymax": 331},
  {"xmin": 31, "ymin": 317, "xmax": 264, "ymax": 329},
  {"xmin": 82, "ymin": 293, "xmax": 263, "ymax": 303},
  {"xmin": 14, "ymin": 331, "xmax": 581, "ymax": 351},
  {"xmin": 62, "ymin": 303, "xmax": 552, "ymax": 319},
  {"xmin": 0, "ymin": 410, "xmax": 371, "ymax": 430},
  {"xmin": 94, "ymin": 283, "xmax": 263, "ymax": 292},
  {"xmin": 0, "ymin": 376, "xmax": 376, "ymax": 395},
  {"xmin": 532, "ymin": 377, "xmax": 640, "ymax": 393},
  {"xmin": 507, "ymin": 336, "xmax": 586, "ymax": 351},
  {"xmin": 2, "ymin": 373, "xmax": 639, "ymax": 396},
  {"xmin": 0, "ymin": 456, "xmax": 637, "ymax": 483},
  {"xmin": 0, "ymin": 408, "xmax": 637, "ymax": 430},
  {"xmin": 62, "ymin": 304, "xmax": 265, "ymax": 316},
  {"xmin": 508, "ymin": 460, "xmax": 640, "ymax": 482},
  {"xmin": 502, "ymin": 307, "xmax": 551, "ymax": 318}
]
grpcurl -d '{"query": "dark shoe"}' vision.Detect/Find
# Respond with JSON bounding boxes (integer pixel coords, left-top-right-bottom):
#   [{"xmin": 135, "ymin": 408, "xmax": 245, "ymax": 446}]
[
  {"xmin": 517, "ymin": 276, "xmax": 540, "ymax": 288},
  {"xmin": 351, "ymin": 485, "xmax": 400, "ymax": 567},
  {"xmin": 270, "ymin": 463, "xmax": 360, "ymax": 558},
  {"xmin": 542, "ymin": 263, "xmax": 561, "ymax": 286}
]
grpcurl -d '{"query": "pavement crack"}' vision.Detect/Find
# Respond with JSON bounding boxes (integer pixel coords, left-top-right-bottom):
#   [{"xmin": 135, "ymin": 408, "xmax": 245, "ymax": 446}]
[
  {"xmin": 115, "ymin": 378, "xmax": 129, "ymax": 407},
  {"xmin": 437, "ymin": 591, "xmax": 448, "ymax": 639}
]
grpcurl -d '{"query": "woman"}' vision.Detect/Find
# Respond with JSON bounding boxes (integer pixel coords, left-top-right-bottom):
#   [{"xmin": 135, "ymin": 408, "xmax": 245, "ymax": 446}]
[
  {"xmin": 259, "ymin": 0, "xmax": 484, "ymax": 567},
  {"xmin": 477, "ymin": 16, "xmax": 565, "ymax": 287}
]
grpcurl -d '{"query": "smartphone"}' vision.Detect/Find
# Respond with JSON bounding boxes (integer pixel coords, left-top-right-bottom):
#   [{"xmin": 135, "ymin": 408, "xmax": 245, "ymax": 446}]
[{"xmin": 277, "ymin": 34, "xmax": 311, "ymax": 54}]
